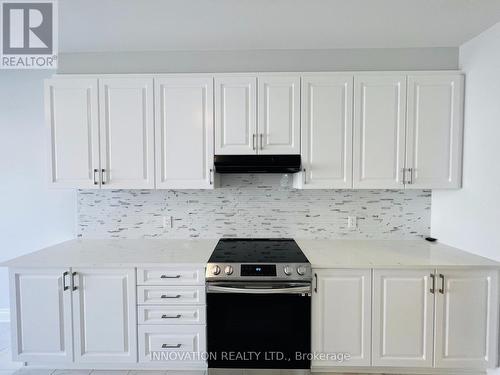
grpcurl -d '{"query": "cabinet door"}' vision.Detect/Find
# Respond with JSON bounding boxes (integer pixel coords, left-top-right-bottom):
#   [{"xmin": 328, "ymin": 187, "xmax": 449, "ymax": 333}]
[
  {"xmin": 353, "ymin": 75, "xmax": 407, "ymax": 188},
  {"xmin": 372, "ymin": 269, "xmax": 434, "ymax": 367},
  {"xmin": 155, "ymin": 76, "xmax": 214, "ymax": 189},
  {"xmin": 72, "ymin": 268, "xmax": 137, "ymax": 363},
  {"xmin": 298, "ymin": 74, "xmax": 353, "ymax": 189},
  {"xmin": 45, "ymin": 78, "xmax": 100, "ymax": 188},
  {"xmin": 435, "ymin": 269, "xmax": 498, "ymax": 369},
  {"xmin": 312, "ymin": 269, "xmax": 371, "ymax": 367},
  {"xmin": 99, "ymin": 77, "xmax": 155, "ymax": 189},
  {"xmin": 406, "ymin": 74, "xmax": 464, "ymax": 189},
  {"xmin": 215, "ymin": 76, "xmax": 257, "ymax": 155},
  {"xmin": 9, "ymin": 268, "xmax": 73, "ymax": 363},
  {"xmin": 258, "ymin": 75, "xmax": 301, "ymax": 155}
]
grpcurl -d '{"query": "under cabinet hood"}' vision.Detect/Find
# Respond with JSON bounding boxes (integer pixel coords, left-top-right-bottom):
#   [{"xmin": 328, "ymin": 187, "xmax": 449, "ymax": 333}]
[{"xmin": 214, "ymin": 155, "xmax": 301, "ymax": 173}]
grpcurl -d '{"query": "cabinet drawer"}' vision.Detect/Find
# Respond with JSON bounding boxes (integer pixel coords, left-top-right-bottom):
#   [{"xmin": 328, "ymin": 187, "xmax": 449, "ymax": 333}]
[
  {"xmin": 137, "ymin": 286, "xmax": 206, "ymax": 305},
  {"xmin": 138, "ymin": 305, "xmax": 206, "ymax": 325},
  {"xmin": 138, "ymin": 325, "xmax": 206, "ymax": 363},
  {"xmin": 137, "ymin": 267, "xmax": 205, "ymax": 286}
]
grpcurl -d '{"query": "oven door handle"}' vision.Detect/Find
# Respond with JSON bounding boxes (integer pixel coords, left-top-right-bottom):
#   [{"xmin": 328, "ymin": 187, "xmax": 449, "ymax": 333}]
[{"xmin": 207, "ymin": 284, "xmax": 311, "ymax": 294}]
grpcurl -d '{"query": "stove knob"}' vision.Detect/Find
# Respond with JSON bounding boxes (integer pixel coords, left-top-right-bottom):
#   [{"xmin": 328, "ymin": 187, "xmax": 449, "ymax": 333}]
[
  {"xmin": 283, "ymin": 265, "xmax": 293, "ymax": 276},
  {"xmin": 224, "ymin": 265, "xmax": 234, "ymax": 275},
  {"xmin": 297, "ymin": 266, "xmax": 307, "ymax": 276},
  {"xmin": 212, "ymin": 265, "xmax": 221, "ymax": 275}
]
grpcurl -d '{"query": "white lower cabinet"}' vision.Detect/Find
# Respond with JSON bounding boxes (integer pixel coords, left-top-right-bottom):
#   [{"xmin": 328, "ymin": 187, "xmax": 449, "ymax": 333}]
[
  {"xmin": 72, "ymin": 268, "xmax": 137, "ymax": 363},
  {"xmin": 372, "ymin": 269, "xmax": 434, "ymax": 367},
  {"xmin": 312, "ymin": 269, "xmax": 371, "ymax": 367},
  {"xmin": 435, "ymin": 269, "xmax": 499, "ymax": 369},
  {"xmin": 9, "ymin": 268, "xmax": 73, "ymax": 363},
  {"xmin": 313, "ymin": 268, "xmax": 499, "ymax": 372}
]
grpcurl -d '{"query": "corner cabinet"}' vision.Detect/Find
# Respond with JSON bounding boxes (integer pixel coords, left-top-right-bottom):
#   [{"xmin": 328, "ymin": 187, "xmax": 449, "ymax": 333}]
[
  {"xmin": 312, "ymin": 268, "xmax": 499, "ymax": 372},
  {"xmin": 155, "ymin": 76, "xmax": 215, "ymax": 189},
  {"xmin": 9, "ymin": 268, "xmax": 137, "ymax": 364}
]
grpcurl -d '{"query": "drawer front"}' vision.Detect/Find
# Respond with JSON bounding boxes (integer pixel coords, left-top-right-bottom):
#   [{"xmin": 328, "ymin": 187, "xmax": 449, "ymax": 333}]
[
  {"xmin": 138, "ymin": 306, "xmax": 206, "ymax": 325},
  {"xmin": 138, "ymin": 325, "xmax": 206, "ymax": 363},
  {"xmin": 137, "ymin": 286, "xmax": 206, "ymax": 305},
  {"xmin": 137, "ymin": 267, "xmax": 205, "ymax": 285}
]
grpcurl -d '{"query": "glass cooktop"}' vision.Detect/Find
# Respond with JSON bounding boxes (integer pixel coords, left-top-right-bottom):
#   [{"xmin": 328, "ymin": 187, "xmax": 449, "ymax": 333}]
[{"xmin": 208, "ymin": 238, "xmax": 309, "ymax": 263}]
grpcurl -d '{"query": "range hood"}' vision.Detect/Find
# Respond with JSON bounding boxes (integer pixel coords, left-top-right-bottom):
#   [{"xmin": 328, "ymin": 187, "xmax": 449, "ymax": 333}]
[{"xmin": 214, "ymin": 155, "xmax": 301, "ymax": 173}]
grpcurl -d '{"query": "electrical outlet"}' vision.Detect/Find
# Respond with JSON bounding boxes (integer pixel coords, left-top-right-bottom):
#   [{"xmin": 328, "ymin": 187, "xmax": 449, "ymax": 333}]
[
  {"xmin": 162, "ymin": 216, "xmax": 173, "ymax": 229},
  {"xmin": 347, "ymin": 216, "xmax": 357, "ymax": 230}
]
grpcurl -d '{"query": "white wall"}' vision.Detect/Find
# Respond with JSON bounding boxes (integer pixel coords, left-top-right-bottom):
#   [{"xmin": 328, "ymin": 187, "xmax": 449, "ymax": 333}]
[
  {"xmin": 431, "ymin": 22, "xmax": 500, "ymax": 373},
  {"xmin": 0, "ymin": 71, "xmax": 76, "ymax": 314}
]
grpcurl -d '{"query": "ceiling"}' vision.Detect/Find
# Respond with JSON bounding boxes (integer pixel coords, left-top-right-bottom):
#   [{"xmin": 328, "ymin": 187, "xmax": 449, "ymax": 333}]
[{"xmin": 59, "ymin": 0, "xmax": 500, "ymax": 52}]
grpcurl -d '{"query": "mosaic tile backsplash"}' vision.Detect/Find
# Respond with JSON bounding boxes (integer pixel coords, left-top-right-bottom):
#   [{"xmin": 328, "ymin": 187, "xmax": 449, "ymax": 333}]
[{"xmin": 77, "ymin": 175, "xmax": 431, "ymax": 239}]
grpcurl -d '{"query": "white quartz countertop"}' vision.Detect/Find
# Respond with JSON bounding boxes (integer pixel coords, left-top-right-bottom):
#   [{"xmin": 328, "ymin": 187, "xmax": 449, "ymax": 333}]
[{"xmin": 1, "ymin": 238, "xmax": 498, "ymax": 269}]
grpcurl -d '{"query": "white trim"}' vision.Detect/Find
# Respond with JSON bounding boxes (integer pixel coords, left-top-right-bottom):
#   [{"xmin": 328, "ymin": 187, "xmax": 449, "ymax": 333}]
[{"xmin": 0, "ymin": 308, "xmax": 10, "ymax": 322}]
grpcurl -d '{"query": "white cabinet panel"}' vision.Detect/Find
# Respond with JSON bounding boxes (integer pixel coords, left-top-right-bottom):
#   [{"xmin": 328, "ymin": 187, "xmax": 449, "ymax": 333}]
[
  {"xmin": 215, "ymin": 76, "xmax": 257, "ymax": 155},
  {"xmin": 435, "ymin": 269, "xmax": 498, "ymax": 369},
  {"xmin": 45, "ymin": 78, "xmax": 99, "ymax": 188},
  {"xmin": 353, "ymin": 75, "xmax": 407, "ymax": 188},
  {"xmin": 298, "ymin": 74, "xmax": 353, "ymax": 188},
  {"xmin": 312, "ymin": 269, "xmax": 371, "ymax": 367},
  {"xmin": 258, "ymin": 75, "xmax": 301, "ymax": 154},
  {"xmin": 137, "ymin": 267, "xmax": 205, "ymax": 286},
  {"xmin": 99, "ymin": 77, "xmax": 155, "ymax": 189},
  {"xmin": 155, "ymin": 76, "xmax": 214, "ymax": 189},
  {"xmin": 138, "ymin": 306, "xmax": 206, "ymax": 325},
  {"xmin": 373, "ymin": 269, "xmax": 434, "ymax": 367},
  {"xmin": 406, "ymin": 74, "xmax": 464, "ymax": 189},
  {"xmin": 72, "ymin": 268, "xmax": 137, "ymax": 363},
  {"xmin": 137, "ymin": 286, "xmax": 206, "ymax": 305},
  {"xmin": 9, "ymin": 268, "xmax": 73, "ymax": 363}
]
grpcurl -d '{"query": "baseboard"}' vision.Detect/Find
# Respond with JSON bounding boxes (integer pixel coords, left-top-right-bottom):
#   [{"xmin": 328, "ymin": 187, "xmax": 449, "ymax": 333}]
[{"xmin": 0, "ymin": 308, "xmax": 10, "ymax": 322}]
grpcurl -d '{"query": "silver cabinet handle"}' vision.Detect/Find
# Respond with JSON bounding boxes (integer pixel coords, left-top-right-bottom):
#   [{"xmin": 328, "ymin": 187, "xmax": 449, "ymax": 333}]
[
  {"xmin": 160, "ymin": 274, "xmax": 181, "ymax": 279},
  {"xmin": 303, "ymin": 168, "xmax": 307, "ymax": 184},
  {"xmin": 101, "ymin": 169, "xmax": 107, "ymax": 185},
  {"xmin": 62, "ymin": 271, "xmax": 69, "ymax": 291},
  {"xmin": 72, "ymin": 272, "xmax": 78, "ymax": 291},
  {"xmin": 408, "ymin": 168, "xmax": 414, "ymax": 184},
  {"xmin": 162, "ymin": 314, "xmax": 182, "ymax": 319},
  {"xmin": 314, "ymin": 273, "xmax": 318, "ymax": 293},
  {"xmin": 93, "ymin": 169, "xmax": 99, "ymax": 185},
  {"xmin": 439, "ymin": 274, "xmax": 445, "ymax": 294},
  {"xmin": 209, "ymin": 168, "xmax": 213, "ymax": 185},
  {"xmin": 161, "ymin": 294, "xmax": 181, "ymax": 299},
  {"xmin": 252, "ymin": 134, "xmax": 256, "ymax": 150},
  {"xmin": 430, "ymin": 273, "xmax": 435, "ymax": 294},
  {"xmin": 260, "ymin": 134, "xmax": 264, "ymax": 150},
  {"xmin": 162, "ymin": 344, "xmax": 181, "ymax": 349}
]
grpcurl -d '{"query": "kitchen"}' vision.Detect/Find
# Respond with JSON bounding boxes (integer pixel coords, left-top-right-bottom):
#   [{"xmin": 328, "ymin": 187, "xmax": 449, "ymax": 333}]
[{"xmin": 1, "ymin": 1, "xmax": 500, "ymax": 375}]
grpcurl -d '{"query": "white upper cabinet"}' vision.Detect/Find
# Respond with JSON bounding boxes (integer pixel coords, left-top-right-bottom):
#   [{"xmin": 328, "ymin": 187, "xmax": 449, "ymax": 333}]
[
  {"xmin": 72, "ymin": 268, "xmax": 137, "ymax": 363},
  {"xmin": 99, "ymin": 78, "xmax": 154, "ymax": 189},
  {"xmin": 155, "ymin": 76, "xmax": 214, "ymax": 189},
  {"xmin": 98, "ymin": 78, "xmax": 155, "ymax": 189},
  {"xmin": 405, "ymin": 74, "xmax": 464, "ymax": 189},
  {"xmin": 9, "ymin": 268, "xmax": 73, "ymax": 363},
  {"xmin": 215, "ymin": 76, "xmax": 257, "ymax": 155},
  {"xmin": 258, "ymin": 75, "xmax": 301, "ymax": 154},
  {"xmin": 372, "ymin": 269, "xmax": 434, "ymax": 368},
  {"xmin": 353, "ymin": 75, "xmax": 407, "ymax": 188},
  {"xmin": 45, "ymin": 78, "xmax": 100, "ymax": 188},
  {"xmin": 435, "ymin": 269, "xmax": 498, "ymax": 369},
  {"xmin": 312, "ymin": 269, "xmax": 371, "ymax": 367},
  {"xmin": 297, "ymin": 74, "xmax": 353, "ymax": 189}
]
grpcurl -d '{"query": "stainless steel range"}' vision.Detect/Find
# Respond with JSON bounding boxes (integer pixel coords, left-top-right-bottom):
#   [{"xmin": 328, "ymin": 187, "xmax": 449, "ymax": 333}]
[{"xmin": 206, "ymin": 238, "xmax": 312, "ymax": 370}]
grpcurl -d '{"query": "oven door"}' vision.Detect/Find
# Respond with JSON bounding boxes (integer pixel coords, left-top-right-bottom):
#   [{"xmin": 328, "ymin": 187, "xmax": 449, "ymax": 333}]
[{"xmin": 206, "ymin": 282, "xmax": 311, "ymax": 369}]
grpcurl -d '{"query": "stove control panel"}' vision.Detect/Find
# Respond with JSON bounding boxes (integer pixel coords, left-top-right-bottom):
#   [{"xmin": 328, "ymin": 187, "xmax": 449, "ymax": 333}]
[{"xmin": 206, "ymin": 263, "xmax": 312, "ymax": 281}]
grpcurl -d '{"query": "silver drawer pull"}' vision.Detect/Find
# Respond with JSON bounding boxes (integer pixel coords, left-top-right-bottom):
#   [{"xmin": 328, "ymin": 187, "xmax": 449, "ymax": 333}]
[
  {"xmin": 160, "ymin": 274, "xmax": 181, "ymax": 279},
  {"xmin": 162, "ymin": 343, "xmax": 182, "ymax": 349},
  {"xmin": 161, "ymin": 294, "xmax": 181, "ymax": 299},
  {"xmin": 162, "ymin": 314, "xmax": 182, "ymax": 319}
]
